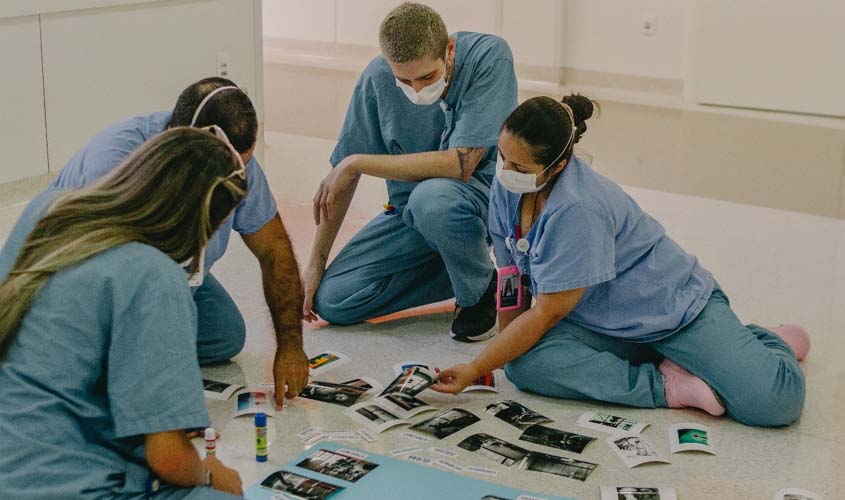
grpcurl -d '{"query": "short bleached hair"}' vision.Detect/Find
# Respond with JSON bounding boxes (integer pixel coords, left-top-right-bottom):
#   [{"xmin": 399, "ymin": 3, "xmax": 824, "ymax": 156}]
[{"xmin": 379, "ymin": 2, "xmax": 449, "ymax": 63}]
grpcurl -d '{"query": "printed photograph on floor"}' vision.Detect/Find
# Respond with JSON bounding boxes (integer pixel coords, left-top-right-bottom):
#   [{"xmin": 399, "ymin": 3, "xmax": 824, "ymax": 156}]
[
  {"xmin": 260, "ymin": 470, "xmax": 344, "ymax": 499},
  {"xmin": 296, "ymin": 449, "xmax": 380, "ymax": 483}
]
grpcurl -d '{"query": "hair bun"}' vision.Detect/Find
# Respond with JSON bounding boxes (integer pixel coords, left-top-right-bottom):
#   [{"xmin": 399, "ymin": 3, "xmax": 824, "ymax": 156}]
[{"xmin": 561, "ymin": 94, "xmax": 596, "ymax": 143}]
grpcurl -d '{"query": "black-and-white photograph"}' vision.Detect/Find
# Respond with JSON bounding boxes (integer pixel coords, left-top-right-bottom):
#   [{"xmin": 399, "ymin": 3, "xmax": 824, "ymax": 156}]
[
  {"xmin": 380, "ymin": 366, "xmax": 438, "ymax": 398},
  {"xmin": 341, "ymin": 378, "xmax": 374, "ymax": 390},
  {"xmin": 600, "ymin": 486, "xmax": 678, "ymax": 500},
  {"xmin": 410, "ymin": 408, "xmax": 480, "ymax": 439},
  {"xmin": 356, "ymin": 404, "xmax": 401, "ymax": 424},
  {"xmin": 485, "ymin": 400, "xmax": 552, "ymax": 429},
  {"xmin": 607, "ymin": 434, "xmax": 670, "ymax": 468},
  {"xmin": 299, "ymin": 381, "xmax": 368, "ymax": 407},
  {"xmin": 203, "ymin": 379, "xmax": 230, "ymax": 393},
  {"xmin": 296, "ymin": 449, "xmax": 380, "ymax": 483},
  {"xmin": 260, "ymin": 470, "xmax": 344, "ymax": 499},
  {"xmin": 773, "ymin": 489, "xmax": 822, "ymax": 500},
  {"xmin": 202, "ymin": 379, "xmax": 242, "ymax": 400},
  {"xmin": 457, "ymin": 433, "xmax": 530, "ymax": 466},
  {"xmin": 519, "ymin": 424, "xmax": 596, "ymax": 454},
  {"xmin": 518, "ymin": 451, "xmax": 598, "ymax": 482},
  {"xmin": 385, "ymin": 394, "xmax": 429, "ymax": 412}
]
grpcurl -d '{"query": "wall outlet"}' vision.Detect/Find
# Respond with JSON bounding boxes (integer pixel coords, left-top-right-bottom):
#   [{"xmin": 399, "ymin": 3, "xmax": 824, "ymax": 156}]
[
  {"xmin": 216, "ymin": 51, "xmax": 230, "ymax": 78},
  {"xmin": 641, "ymin": 15, "xmax": 658, "ymax": 37}
]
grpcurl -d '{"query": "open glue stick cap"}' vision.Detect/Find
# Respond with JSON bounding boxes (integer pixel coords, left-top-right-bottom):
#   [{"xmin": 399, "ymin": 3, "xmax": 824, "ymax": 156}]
[
  {"xmin": 205, "ymin": 428, "xmax": 216, "ymax": 440},
  {"xmin": 255, "ymin": 412, "xmax": 266, "ymax": 426}
]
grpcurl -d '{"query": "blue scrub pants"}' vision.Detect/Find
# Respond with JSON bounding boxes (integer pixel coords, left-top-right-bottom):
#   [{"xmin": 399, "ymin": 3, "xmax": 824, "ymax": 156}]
[
  {"xmin": 504, "ymin": 289, "xmax": 806, "ymax": 427},
  {"xmin": 314, "ymin": 177, "xmax": 494, "ymax": 324},
  {"xmin": 194, "ymin": 273, "xmax": 246, "ymax": 365}
]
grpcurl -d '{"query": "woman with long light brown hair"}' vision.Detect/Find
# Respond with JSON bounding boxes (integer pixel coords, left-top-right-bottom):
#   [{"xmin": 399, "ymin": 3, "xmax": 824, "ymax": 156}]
[{"xmin": 0, "ymin": 127, "xmax": 248, "ymax": 498}]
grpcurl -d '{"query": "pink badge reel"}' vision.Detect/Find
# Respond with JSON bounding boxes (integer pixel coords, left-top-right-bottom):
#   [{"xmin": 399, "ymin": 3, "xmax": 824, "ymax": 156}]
[{"xmin": 497, "ymin": 265, "xmax": 523, "ymax": 311}]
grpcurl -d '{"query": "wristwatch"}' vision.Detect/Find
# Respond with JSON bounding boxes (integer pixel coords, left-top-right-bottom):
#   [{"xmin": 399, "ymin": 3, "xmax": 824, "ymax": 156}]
[{"xmin": 203, "ymin": 467, "xmax": 213, "ymax": 487}]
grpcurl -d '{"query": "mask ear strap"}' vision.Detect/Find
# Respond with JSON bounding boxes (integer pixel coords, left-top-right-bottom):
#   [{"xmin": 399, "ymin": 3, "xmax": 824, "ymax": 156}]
[{"xmin": 190, "ymin": 86, "xmax": 240, "ymax": 127}]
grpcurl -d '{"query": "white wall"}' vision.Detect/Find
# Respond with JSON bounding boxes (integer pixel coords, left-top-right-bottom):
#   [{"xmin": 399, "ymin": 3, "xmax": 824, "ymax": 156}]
[
  {"xmin": 0, "ymin": 16, "xmax": 49, "ymax": 183},
  {"xmin": 694, "ymin": 0, "xmax": 845, "ymax": 117},
  {"xmin": 262, "ymin": 0, "xmax": 685, "ymax": 78},
  {"xmin": 41, "ymin": 0, "xmax": 262, "ymax": 171},
  {"xmin": 560, "ymin": 0, "xmax": 684, "ymax": 80}
]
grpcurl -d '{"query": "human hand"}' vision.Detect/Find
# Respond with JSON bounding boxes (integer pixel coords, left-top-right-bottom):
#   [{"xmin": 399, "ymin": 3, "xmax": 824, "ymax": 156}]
[
  {"xmin": 430, "ymin": 363, "xmax": 482, "ymax": 395},
  {"xmin": 202, "ymin": 456, "xmax": 243, "ymax": 497},
  {"xmin": 302, "ymin": 260, "xmax": 326, "ymax": 323},
  {"xmin": 313, "ymin": 156, "xmax": 360, "ymax": 225},
  {"xmin": 273, "ymin": 343, "xmax": 310, "ymax": 408}
]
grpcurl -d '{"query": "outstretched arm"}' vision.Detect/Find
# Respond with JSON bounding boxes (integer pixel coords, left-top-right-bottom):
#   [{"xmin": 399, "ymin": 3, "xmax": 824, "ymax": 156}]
[
  {"xmin": 241, "ymin": 214, "xmax": 309, "ymax": 407},
  {"xmin": 432, "ymin": 287, "xmax": 585, "ymax": 394}
]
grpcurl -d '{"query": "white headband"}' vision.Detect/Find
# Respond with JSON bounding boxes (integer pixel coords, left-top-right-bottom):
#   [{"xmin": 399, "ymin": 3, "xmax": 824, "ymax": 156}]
[
  {"xmin": 190, "ymin": 86, "xmax": 241, "ymax": 127},
  {"xmin": 546, "ymin": 101, "xmax": 577, "ymax": 166}
]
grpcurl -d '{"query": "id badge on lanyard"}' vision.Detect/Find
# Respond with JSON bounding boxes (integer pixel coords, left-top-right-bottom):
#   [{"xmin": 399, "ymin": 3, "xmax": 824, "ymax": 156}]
[{"xmin": 497, "ymin": 222, "xmax": 530, "ymax": 311}]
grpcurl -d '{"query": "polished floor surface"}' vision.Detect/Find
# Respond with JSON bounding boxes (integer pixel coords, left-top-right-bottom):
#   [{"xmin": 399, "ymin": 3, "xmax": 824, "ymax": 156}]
[{"xmin": 0, "ymin": 89, "xmax": 843, "ymax": 500}]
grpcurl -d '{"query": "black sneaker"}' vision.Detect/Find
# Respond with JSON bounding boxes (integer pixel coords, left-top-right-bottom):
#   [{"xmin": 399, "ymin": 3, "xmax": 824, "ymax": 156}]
[{"xmin": 450, "ymin": 272, "xmax": 498, "ymax": 342}]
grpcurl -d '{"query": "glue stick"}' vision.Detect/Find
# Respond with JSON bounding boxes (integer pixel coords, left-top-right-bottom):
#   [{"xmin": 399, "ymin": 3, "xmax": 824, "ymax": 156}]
[
  {"xmin": 255, "ymin": 412, "xmax": 268, "ymax": 462},
  {"xmin": 204, "ymin": 428, "xmax": 216, "ymax": 458}
]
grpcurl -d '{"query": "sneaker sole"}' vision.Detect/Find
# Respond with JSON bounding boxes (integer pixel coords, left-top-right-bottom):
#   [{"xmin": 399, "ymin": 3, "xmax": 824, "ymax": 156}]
[{"xmin": 450, "ymin": 324, "xmax": 498, "ymax": 343}]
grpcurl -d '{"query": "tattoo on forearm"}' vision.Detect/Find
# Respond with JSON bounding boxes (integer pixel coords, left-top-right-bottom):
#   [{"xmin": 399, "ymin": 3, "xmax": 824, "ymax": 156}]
[{"xmin": 456, "ymin": 147, "xmax": 486, "ymax": 181}]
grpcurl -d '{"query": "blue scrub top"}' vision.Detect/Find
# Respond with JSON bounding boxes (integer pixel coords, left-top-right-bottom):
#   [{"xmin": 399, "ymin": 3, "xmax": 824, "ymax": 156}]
[
  {"xmin": 0, "ymin": 190, "xmax": 210, "ymax": 499},
  {"xmin": 51, "ymin": 111, "xmax": 278, "ymax": 276},
  {"xmin": 489, "ymin": 157, "xmax": 716, "ymax": 342},
  {"xmin": 331, "ymin": 32, "xmax": 518, "ymax": 208}
]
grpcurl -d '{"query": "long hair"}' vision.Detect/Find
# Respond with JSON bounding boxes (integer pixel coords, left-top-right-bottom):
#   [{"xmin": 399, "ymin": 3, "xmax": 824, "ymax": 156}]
[{"xmin": 0, "ymin": 127, "xmax": 247, "ymax": 359}]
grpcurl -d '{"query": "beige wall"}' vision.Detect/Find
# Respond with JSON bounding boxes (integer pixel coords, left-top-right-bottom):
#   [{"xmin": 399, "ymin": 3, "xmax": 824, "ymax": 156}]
[{"xmin": 0, "ymin": 0, "xmax": 264, "ymax": 184}]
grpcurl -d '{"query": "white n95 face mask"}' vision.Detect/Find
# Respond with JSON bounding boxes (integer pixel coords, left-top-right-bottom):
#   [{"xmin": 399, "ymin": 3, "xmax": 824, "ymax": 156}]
[{"xmin": 395, "ymin": 75, "xmax": 448, "ymax": 106}]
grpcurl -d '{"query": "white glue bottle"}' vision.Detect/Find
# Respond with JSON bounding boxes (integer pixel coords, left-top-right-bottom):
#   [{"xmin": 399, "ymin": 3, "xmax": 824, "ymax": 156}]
[{"xmin": 204, "ymin": 427, "xmax": 217, "ymax": 458}]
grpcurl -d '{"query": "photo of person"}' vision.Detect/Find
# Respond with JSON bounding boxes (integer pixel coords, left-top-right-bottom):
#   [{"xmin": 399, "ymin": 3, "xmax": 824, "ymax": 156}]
[
  {"xmin": 411, "ymin": 408, "xmax": 481, "ymax": 439},
  {"xmin": 260, "ymin": 470, "xmax": 344, "ymax": 499},
  {"xmin": 457, "ymin": 433, "xmax": 530, "ymax": 466},
  {"xmin": 499, "ymin": 274, "xmax": 519, "ymax": 309},
  {"xmin": 299, "ymin": 381, "xmax": 368, "ymax": 407},
  {"xmin": 296, "ymin": 449, "xmax": 379, "ymax": 483},
  {"xmin": 519, "ymin": 425, "xmax": 595, "ymax": 454},
  {"xmin": 518, "ymin": 451, "xmax": 598, "ymax": 482},
  {"xmin": 485, "ymin": 400, "xmax": 552, "ymax": 429}
]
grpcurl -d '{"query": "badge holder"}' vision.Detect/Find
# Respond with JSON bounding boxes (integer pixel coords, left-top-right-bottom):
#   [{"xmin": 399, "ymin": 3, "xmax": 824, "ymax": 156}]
[{"xmin": 497, "ymin": 265, "xmax": 523, "ymax": 311}]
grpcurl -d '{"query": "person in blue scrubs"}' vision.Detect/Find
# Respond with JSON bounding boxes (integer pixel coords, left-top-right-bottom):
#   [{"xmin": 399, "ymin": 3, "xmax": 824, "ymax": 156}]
[
  {"xmin": 51, "ymin": 77, "xmax": 308, "ymax": 407},
  {"xmin": 0, "ymin": 127, "xmax": 246, "ymax": 498},
  {"xmin": 432, "ymin": 95, "xmax": 810, "ymax": 427},
  {"xmin": 303, "ymin": 3, "xmax": 518, "ymax": 341}
]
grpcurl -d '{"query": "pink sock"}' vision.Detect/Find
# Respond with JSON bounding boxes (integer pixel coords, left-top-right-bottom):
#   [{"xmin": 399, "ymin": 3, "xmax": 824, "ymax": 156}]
[
  {"xmin": 659, "ymin": 359, "xmax": 725, "ymax": 417},
  {"xmin": 767, "ymin": 324, "xmax": 811, "ymax": 361}
]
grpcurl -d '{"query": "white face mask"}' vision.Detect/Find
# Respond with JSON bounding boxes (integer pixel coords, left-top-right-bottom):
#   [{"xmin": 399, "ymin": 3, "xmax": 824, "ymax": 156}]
[
  {"xmin": 496, "ymin": 103, "xmax": 578, "ymax": 194},
  {"xmin": 395, "ymin": 71, "xmax": 448, "ymax": 106},
  {"xmin": 495, "ymin": 155, "xmax": 556, "ymax": 194}
]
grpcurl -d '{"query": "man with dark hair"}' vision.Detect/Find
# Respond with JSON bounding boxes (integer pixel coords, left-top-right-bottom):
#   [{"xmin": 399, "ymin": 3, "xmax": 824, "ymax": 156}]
[
  {"xmin": 51, "ymin": 77, "xmax": 308, "ymax": 407},
  {"xmin": 304, "ymin": 3, "xmax": 518, "ymax": 342}
]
